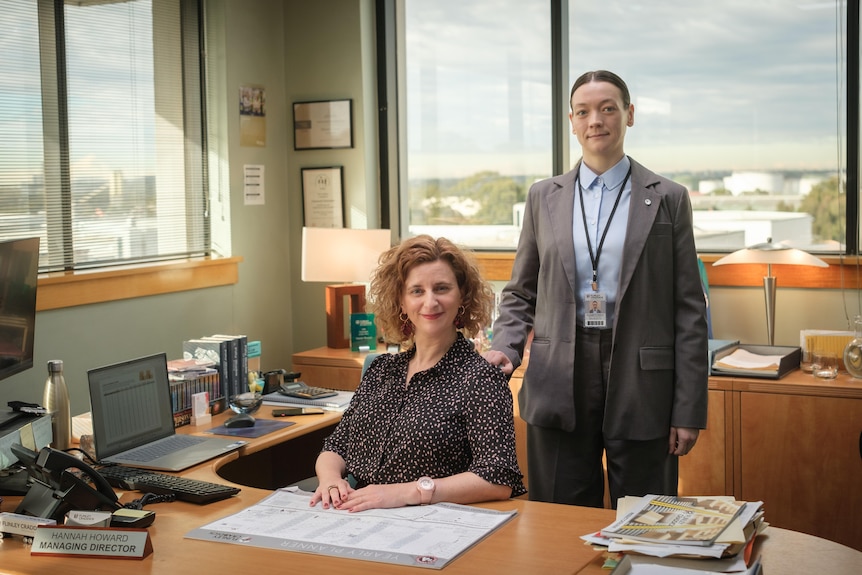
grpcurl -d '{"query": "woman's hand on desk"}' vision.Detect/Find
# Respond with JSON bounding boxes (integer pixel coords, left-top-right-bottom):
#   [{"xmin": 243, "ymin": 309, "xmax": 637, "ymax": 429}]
[
  {"xmin": 311, "ymin": 477, "xmax": 356, "ymax": 510},
  {"xmin": 311, "ymin": 481, "xmax": 415, "ymax": 513},
  {"xmin": 335, "ymin": 483, "xmax": 420, "ymax": 513},
  {"xmin": 311, "ymin": 451, "xmax": 353, "ymax": 509}
]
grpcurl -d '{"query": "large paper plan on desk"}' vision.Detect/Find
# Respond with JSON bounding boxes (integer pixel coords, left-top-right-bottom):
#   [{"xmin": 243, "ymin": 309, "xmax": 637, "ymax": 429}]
[{"xmin": 185, "ymin": 488, "xmax": 517, "ymax": 569}]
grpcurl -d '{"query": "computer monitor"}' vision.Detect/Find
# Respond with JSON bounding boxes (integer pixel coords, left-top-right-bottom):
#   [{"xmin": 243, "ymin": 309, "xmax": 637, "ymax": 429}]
[
  {"xmin": 0, "ymin": 236, "xmax": 39, "ymax": 385},
  {"xmin": 0, "ymin": 236, "xmax": 41, "ymax": 493}
]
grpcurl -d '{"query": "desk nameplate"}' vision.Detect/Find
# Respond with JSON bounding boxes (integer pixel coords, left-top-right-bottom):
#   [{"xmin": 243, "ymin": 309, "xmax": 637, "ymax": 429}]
[{"xmin": 31, "ymin": 525, "xmax": 153, "ymax": 560}]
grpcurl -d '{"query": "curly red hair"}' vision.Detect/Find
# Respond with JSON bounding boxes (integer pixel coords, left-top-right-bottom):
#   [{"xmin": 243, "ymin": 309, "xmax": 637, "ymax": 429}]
[{"xmin": 368, "ymin": 235, "xmax": 494, "ymax": 345}]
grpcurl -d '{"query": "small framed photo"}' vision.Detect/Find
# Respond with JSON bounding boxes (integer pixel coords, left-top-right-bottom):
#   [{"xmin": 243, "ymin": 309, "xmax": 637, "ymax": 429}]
[
  {"xmin": 293, "ymin": 99, "xmax": 353, "ymax": 150},
  {"xmin": 301, "ymin": 166, "xmax": 345, "ymax": 228}
]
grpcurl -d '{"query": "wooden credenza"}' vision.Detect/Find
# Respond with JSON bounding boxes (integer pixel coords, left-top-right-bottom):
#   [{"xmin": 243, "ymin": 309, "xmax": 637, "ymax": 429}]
[{"xmin": 293, "ymin": 345, "xmax": 862, "ymax": 551}]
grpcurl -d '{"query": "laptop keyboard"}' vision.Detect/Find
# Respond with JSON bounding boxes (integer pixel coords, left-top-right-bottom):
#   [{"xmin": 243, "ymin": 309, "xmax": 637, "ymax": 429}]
[
  {"xmin": 118, "ymin": 434, "xmax": 207, "ymax": 463},
  {"xmin": 98, "ymin": 465, "xmax": 240, "ymax": 505}
]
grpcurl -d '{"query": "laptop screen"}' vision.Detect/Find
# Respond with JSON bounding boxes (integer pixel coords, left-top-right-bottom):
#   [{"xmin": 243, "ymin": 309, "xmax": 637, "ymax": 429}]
[{"xmin": 88, "ymin": 353, "xmax": 175, "ymax": 460}]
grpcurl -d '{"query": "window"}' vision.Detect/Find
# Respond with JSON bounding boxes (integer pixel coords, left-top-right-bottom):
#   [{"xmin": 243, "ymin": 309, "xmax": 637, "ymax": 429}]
[
  {"xmin": 0, "ymin": 0, "xmax": 210, "ymax": 273},
  {"xmin": 389, "ymin": 0, "xmax": 854, "ymax": 254},
  {"xmin": 568, "ymin": 0, "xmax": 849, "ymax": 253},
  {"xmin": 393, "ymin": 0, "xmax": 553, "ymax": 249}
]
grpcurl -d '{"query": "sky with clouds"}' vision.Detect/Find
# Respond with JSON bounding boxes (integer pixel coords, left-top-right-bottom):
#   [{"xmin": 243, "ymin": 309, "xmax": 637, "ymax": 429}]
[
  {"xmin": 404, "ymin": 0, "xmax": 846, "ymax": 178},
  {"xmin": 1, "ymin": 1, "xmax": 845, "ymax": 185}
]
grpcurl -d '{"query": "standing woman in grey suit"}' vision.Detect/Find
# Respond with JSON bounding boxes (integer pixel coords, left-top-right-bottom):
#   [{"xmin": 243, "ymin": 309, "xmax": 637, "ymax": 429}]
[{"xmin": 484, "ymin": 70, "xmax": 708, "ymax": 508}]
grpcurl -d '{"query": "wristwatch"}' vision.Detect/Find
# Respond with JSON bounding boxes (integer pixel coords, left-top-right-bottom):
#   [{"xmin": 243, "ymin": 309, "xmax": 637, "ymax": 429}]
[{"xmin": 416, "ymin": 476, "xmax": 435, "ymax": 505}]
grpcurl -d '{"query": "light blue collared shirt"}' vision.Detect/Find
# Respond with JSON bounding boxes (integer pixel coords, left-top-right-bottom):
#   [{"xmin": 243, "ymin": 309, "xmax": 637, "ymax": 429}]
[{"xmin": 573, "ymin": 156, "xmax": 632, "ymax": 327}]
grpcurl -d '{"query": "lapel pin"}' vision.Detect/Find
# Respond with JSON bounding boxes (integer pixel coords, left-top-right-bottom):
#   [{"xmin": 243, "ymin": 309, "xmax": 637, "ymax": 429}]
[{"xmin": 644, "ymin": 199, "xmax": 652, "ymax": 206}]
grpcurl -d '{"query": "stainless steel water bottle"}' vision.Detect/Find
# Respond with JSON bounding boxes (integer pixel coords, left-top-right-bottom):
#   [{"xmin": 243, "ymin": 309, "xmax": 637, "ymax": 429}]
[{"xmin": 43, "ymin": 359, "xmax": 72, "ymax": 450}]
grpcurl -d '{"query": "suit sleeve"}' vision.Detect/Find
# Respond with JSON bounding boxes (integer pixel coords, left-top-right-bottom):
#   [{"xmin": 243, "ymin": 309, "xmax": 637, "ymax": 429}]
[
  {"xmin": 670, "ymin": 187, "xmax": 709, "ymax": 429},
  {"xmin": 491, "ymin": 183, "xmax": 542, "ymax": 370}
]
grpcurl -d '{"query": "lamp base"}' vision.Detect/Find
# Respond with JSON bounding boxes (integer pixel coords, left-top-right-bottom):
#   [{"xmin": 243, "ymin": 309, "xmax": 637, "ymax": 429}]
[
  {"xmin": 763, "ymin": 275, "xmax": 776, "ymax": 346},
  {"xmin": 326, "ymin": 284, "xmax": 366, "ymax": 349}
]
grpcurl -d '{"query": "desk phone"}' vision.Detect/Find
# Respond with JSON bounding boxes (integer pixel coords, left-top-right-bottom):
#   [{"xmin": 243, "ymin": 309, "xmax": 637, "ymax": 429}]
[{"xmin": 278, "ymin": 381, "xmax": 338, "ymax": 399}]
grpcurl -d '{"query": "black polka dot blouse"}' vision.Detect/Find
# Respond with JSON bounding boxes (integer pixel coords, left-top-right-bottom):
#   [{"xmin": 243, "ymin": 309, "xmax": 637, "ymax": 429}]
[{"xmin": 322, "ymin": 333, "xmax": 527, "ymax": 498}]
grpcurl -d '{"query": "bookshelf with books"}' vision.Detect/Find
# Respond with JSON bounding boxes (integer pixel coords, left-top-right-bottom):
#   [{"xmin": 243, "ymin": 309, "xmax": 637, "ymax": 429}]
[
  {"xmin": 205, "ymin": 334, "xmax": 249, "ymax": 398},
  {"xmin": 183, "ymin": 338, "xmax": 231, "ymax": 397},
  {"xmin": 167, "ymin": 360, "xmax": 227, "ymax": 428},
  {"xmin": 182, "ymin": 334, "xmax": 250, "ymax": 401}
]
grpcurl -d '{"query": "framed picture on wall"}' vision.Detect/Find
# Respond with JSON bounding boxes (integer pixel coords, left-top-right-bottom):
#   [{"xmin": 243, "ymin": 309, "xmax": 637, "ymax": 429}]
[
  {"xmin": 301, "ymin": 166, "xmax": 345, "ymax": 228},
  {"xmin": 293, "ymin": 99, "xmax": 353, "ymax": 150}
]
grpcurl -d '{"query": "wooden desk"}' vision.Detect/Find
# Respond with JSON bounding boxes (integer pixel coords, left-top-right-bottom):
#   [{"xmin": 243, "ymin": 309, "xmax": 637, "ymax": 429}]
[
  {"xmin": 1, "ymin": 408, "xmax": 860, "ymax": 574},
  {"xmin": 0, "ymin": 408, "xmax": 611, "ymax": 574},
  {"xmin": 293, "ymin": 346, "xmax": 862, "ymax": 550}
]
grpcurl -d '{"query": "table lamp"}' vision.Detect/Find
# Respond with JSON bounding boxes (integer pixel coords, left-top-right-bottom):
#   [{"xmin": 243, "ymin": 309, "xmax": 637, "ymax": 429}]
[
  {"xmin": 301, "ymin": 227, "xmax": 391, "ymax": 348},
  {"xmin": 712, "ymin": 238, "xmax": 828, "ymax": 346}
]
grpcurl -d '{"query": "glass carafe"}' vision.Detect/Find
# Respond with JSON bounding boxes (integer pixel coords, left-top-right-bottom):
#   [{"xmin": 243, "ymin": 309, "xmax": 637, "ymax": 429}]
[{"xmin": 843, "ymin": 316, "xmax": 862, "ymax": 379}]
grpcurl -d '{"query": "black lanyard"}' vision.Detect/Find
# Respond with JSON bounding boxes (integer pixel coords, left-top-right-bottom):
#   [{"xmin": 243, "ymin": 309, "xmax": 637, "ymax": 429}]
[{"xmin": 576, "ymin": 165, "xmax": 632, "ymax": 291}]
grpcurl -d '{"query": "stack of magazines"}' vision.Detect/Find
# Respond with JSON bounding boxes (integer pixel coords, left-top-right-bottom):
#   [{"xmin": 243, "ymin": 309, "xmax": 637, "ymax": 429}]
[{"xmin": 581, "ymin": 494, "xmax": 767, "ymax": 574}]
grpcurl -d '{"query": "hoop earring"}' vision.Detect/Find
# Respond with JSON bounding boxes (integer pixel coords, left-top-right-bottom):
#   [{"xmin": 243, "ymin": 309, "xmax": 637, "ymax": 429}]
[
  {"xmin": 399, "ymin": 312, "xmax": 414, "ymax": 338},
  {"xmin": 454, "ymin": 306, "xmax": 466, "ymax": 329}
]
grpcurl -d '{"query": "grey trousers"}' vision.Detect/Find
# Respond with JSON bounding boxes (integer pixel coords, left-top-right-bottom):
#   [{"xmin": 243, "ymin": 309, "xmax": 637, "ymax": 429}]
[{"xmin": 526, "ymin": 326, "xmax": 678, "ymax": 508}]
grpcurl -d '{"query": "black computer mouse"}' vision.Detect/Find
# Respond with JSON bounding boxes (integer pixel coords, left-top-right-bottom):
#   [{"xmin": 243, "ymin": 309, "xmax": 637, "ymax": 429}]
[{"xmin": 224, "ymin": 413, "xmax": 256, "ymax": 428}]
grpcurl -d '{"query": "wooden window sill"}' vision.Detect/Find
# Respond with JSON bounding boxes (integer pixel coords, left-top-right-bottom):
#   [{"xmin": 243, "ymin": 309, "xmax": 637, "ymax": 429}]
[
  {"xmin": 36, "ymin": 256, "xmax": 242, "ymax": 311},
  {"xmin": 475, "ymin": 252, "xmax": 861, "ymax": 290}
]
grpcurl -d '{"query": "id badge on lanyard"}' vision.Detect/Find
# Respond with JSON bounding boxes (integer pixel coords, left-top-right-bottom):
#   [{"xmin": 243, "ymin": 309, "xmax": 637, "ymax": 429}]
[
  {"xmin": 584, "ymin": 291, "xmax": 607, "ymax": 328},
  {"xmin": 577, "ymin": 164, "xmax": 631, "ymax": 330}
]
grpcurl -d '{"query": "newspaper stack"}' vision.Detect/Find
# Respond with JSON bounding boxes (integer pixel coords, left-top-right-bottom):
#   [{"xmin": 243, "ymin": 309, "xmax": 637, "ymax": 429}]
[{"xmin": 581, "ymin": 494, "xmax": 767, "ymax": 574}]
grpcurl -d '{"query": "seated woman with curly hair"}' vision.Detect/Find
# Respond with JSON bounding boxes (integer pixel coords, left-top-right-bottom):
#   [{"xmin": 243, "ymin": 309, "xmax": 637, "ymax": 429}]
[{"xmin": 309, "ymin": 235, "xmax": 526, "ymax": 512}]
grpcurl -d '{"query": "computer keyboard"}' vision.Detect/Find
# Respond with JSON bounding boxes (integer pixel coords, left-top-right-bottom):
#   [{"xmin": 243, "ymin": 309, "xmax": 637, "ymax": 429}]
[{"xmin": 98, "ymin": 465, "xmax": 241, "ymax": 505}]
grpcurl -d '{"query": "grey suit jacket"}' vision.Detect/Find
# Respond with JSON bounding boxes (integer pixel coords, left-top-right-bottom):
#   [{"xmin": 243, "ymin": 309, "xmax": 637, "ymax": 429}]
[{"xmin": 492, "ymin": 158, "xmax": 708, "ymax": 440}]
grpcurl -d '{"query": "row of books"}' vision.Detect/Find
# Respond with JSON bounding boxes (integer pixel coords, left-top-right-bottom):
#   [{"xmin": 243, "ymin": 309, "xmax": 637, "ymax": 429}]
[
  {"xmin": 181, "ymin": 334, "xmax": 249, "ymax": 400},
  {"xmin": 580, "ymin": 494, "xmax": 767, "ymax": 574},
  {"xmin": 167, "ymin": 358, "xmax": 227, "ymax": 428}
]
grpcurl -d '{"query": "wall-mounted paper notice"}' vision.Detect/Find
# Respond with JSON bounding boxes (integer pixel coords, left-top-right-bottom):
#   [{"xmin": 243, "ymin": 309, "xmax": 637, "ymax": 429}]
[{"xmin": 244, "ymin": 164, "xmax": 265, "ymax": 205}]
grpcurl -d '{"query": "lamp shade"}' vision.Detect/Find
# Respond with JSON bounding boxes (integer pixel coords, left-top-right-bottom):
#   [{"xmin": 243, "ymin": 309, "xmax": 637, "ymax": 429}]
[
  {"xmin": 712, "ymin": 240, "xmax": 828, "ymax": 268},
  {"xmin": 711, "ymin": 239, "xmax": 828, "ymax": 346},
  {"xmin": 301, "ymin": 227, "xmax": 391, "ymax": 349},
  {"xmin": 301, "ymin": 227, "xmax": 391, "ymax": 283}
]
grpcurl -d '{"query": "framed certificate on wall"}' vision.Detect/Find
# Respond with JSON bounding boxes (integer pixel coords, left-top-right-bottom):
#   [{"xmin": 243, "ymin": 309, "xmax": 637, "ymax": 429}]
[
  {"xmin": 301, "ymin": 166, "xmax": 344, "ymax": 228},
  {"xmin": 293, "ymin": 99, "xmax": 353, "ymax": 150}
]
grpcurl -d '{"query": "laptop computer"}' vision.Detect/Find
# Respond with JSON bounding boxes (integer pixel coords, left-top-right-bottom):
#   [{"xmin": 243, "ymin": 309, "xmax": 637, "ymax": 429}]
[{"xmin": 87, "ymin": 352, "xmax": 246, "ymax": 472}]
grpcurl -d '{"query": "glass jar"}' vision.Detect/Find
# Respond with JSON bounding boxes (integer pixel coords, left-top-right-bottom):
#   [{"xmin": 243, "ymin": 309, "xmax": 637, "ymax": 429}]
[{"xmin": 843, "ymin": 316, "xmax": 862, "ymax": 379}]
